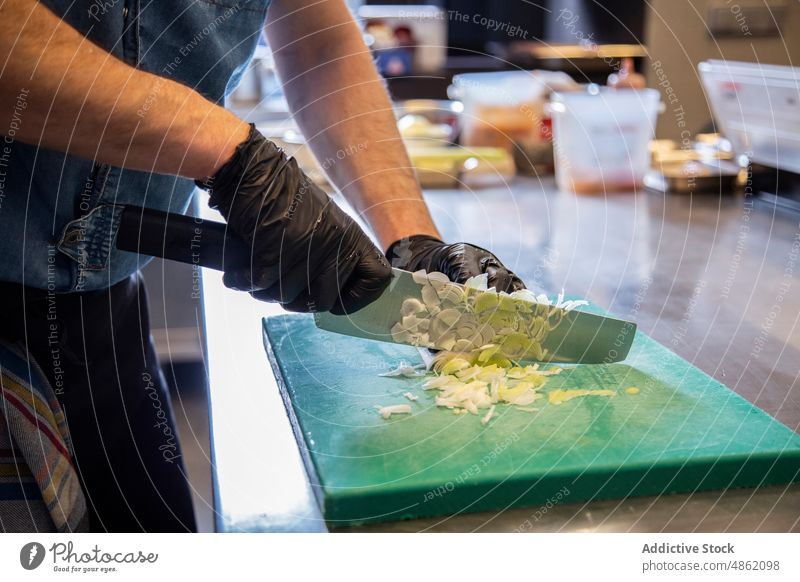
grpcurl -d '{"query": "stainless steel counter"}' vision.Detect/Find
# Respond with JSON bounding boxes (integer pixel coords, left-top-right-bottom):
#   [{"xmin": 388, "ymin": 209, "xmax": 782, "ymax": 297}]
[{"xmin": 201, "ymin": 177, "xmax": 800, "ymax": 533}]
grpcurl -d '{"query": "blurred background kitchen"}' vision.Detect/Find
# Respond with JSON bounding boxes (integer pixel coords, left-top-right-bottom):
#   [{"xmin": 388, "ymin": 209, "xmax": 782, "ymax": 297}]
[{"xmin": 147, "ymin": 1, "xmax": 800, "ymax": 531}]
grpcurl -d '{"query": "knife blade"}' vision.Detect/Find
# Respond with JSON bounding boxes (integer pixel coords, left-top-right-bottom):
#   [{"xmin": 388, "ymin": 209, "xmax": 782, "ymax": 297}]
[
  {"xmin": 315, "ymin": 268, "xmax": 636, "ymax": 364},
  {"xmin": 112, "ymin": 207, "xmax": 635, "ymax": 364}
]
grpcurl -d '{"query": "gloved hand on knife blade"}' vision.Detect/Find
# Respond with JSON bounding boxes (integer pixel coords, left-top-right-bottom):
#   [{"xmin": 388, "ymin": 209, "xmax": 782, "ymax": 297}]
[
  {"xmin": 386, "ymin": 235, "xmax": 524, "ymax": 293},
  {"xmin": 197, "ymin": 124, "xmax": 391, "ymax": 314}
]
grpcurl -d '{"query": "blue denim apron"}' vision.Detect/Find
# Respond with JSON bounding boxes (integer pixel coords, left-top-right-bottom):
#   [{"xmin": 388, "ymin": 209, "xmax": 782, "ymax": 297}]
[{"xmin": 0, "ymin": 0, "xmax": 270, "ymax": 291}]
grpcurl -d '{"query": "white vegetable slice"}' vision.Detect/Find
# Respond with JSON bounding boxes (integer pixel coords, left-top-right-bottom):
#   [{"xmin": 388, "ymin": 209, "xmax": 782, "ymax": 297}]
[
  {"xmin": 548, "ymin": 289, "xmax": 590, "ymax": 312},
  {"xmin": 509, "ymin": 288, "xmax": 538, "ymax": 302},
  {"xmin": 401, "ymin": 314, "xmax": 425, "ymax": 331},
  {"xmin": 477, "ymin": 365, "xmax": 505, "ymax": 383},
  {"xmin": 377, "ymin": 404, "xmax": 412, "ymax": 419},
  {"xmin": 424, "ymin": 375, "xmax": 459, "ymax": 389},
  {"xmin": 465, "ymin": 273, "xmax": 488, "ymax": 291},
  {"xmin": 429, "ymin": 309, "xmax": 461, "ymax": 341},
  {"xmin": 403, "ymin": 392, "xmax": 419, "ymax": 401},
  {"xmin": 479, "ymin": 325, "xmax": 497, "ymax": 346},
  {"xmin": 506, "ymin": 367, "xmax": 529, "ymax": 380},
  {"xmin": 473, "ymin": 292, "xmax": 499, "ymax": 314},
  {"xmin": 426, "ymin": 271, "xmax": 450, "ymax": 289},
  {"xmin": 489, "ymin": 379, "xmax": 503, "ymax": 403},
  {"xmin": 437, "ymin": 283, "xmax": 464, "ymax": 304},
  {"xmin": 421, "ymin": 285, "xmax": 441, "ymax": 309},
  {"xmin": 400, "ymin": 298, "xmax": 426, "ymax": 316},
  {"xmin": 411, "ymin": 270, "xmax": 430, "ymax": 285},
  {"xmin": 390, "ymin": 323, "xmax": 413, "ymax": 344},
  {"xmin": 455, "ymin": 366, "xmax": 482, "ymax": 381},
  {"xmin": 378, "ymin": 362, "xmax": 426, "ymax": 377},
  {"xmin": 481, "ymin": 405, "xmax": 496, "ymax": 426},
  {"xmin": 508, "ymin": 391, "xmax": 542, "ymax": 406},
  {"xmin": 452, "ymin": 339, "xmax": 474, "ymax": 352},
  {"xmin": 435, "ymin": 332, "xmax": 457, "ymax": 351},
  {"xmin": 434, "ymin": 396, "xmax": 455, "ymax": 408},
  {"xmin": 548, "ymin": 388, "xmax": 615, "ymax": 405},
  {"xmin": 410, "ymin": 332, "xmax": 430, "ymax": 347},
  {"xmin": 440, "ymin": 357, "xmax": 470, "ymax": 375},
  {"xmin": 473, "ymin": 391, "xmax": 493, "ymax": 409},
  {"xmin": 455, "ymin": 321, "xmax": 479, "ymax": 340},
  {"xmin": 434, "ymin": 307, "xmax": 461, "ymax": 327}
]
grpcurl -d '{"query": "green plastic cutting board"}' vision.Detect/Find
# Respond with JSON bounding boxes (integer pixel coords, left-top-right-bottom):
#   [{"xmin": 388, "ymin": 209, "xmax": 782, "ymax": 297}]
[{"xmin": 263, "ymin": 314, "xmax": 800, "ymax": 527}]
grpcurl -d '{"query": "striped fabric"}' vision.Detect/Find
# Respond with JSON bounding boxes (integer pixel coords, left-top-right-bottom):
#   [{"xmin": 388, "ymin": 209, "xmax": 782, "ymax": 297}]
[{"xmin": 0, "ymin": 341, "xmax": 88, "ymax": 532}]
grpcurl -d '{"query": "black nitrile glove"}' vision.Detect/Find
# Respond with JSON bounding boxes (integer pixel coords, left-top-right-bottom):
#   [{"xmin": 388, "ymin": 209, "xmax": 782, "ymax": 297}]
[
  {"xmin": 197, "ymin": 125, "xmax": 391, "ymax": 314},
  {"xmin": 385, "ymin": 235, "xmax": 524, "ymax": 292}
]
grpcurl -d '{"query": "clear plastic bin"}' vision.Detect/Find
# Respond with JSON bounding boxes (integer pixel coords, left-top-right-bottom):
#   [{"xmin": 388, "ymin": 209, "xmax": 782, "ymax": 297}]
[
  {"xmin": 447, "ymin": 71, "xmax": 550, "ymax": 152},
  {"xmin": 549, "ymin": 87, "xmax": 661, "ymax": 193}
]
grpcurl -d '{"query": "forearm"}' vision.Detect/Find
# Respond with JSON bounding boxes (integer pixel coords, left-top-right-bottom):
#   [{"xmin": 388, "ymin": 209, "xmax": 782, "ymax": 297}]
[
  {"xmin": 0, "ymin": 0, "xmax": 248, "ymax": 179},
  {"xmin": 265, "ymin": 0, "xmax": 440, "ymax": 250}
]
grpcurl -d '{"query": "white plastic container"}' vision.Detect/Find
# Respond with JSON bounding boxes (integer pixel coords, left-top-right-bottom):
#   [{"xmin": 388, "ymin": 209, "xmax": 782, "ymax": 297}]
[
  {"xmin": 549, "ymin": 87, "xmax": 661, "ymax": 193},
  {"xmin": 448, "ymin": 71, "xmax": 550, "ymax": 152}
]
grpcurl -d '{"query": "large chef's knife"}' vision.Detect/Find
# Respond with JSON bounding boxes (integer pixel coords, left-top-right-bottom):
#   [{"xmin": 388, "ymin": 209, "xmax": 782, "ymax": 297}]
[
  {"xmin": 315, "ymin": 268, "xmax": 636, "ymax": 364},
  {"xmin": 115, "ymin": 204, "xmax": 249, "ymax": 271},
  {"xmin": 116, "ymin": 205, "xmax": 636, "ymax": 364}
]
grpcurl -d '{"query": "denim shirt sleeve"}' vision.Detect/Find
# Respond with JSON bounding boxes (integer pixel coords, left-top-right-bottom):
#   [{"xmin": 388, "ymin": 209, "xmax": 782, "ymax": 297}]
[{"xmin": 0, "ymin": 0, "xmax": 270, "ymax": 292}]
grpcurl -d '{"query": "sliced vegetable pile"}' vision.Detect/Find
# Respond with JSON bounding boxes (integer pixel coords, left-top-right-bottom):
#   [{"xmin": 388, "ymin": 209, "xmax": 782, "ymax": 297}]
[
  {"xmin": 390, "ymin": 270, "xmax": 588, "ymax": 359},
  {"xmin": 425, "ymin": 349, "xmax": 560, "ymax": 412},
  {"xmin": 375, "ymin": 271, "xmax": 635, "ymax": 425}
]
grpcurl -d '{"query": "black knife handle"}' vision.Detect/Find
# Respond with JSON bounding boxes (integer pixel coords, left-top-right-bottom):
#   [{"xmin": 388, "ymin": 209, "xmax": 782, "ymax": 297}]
[{"xmin": 116, "ymin": 205, "xmax": 249, "ymax": 271}]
